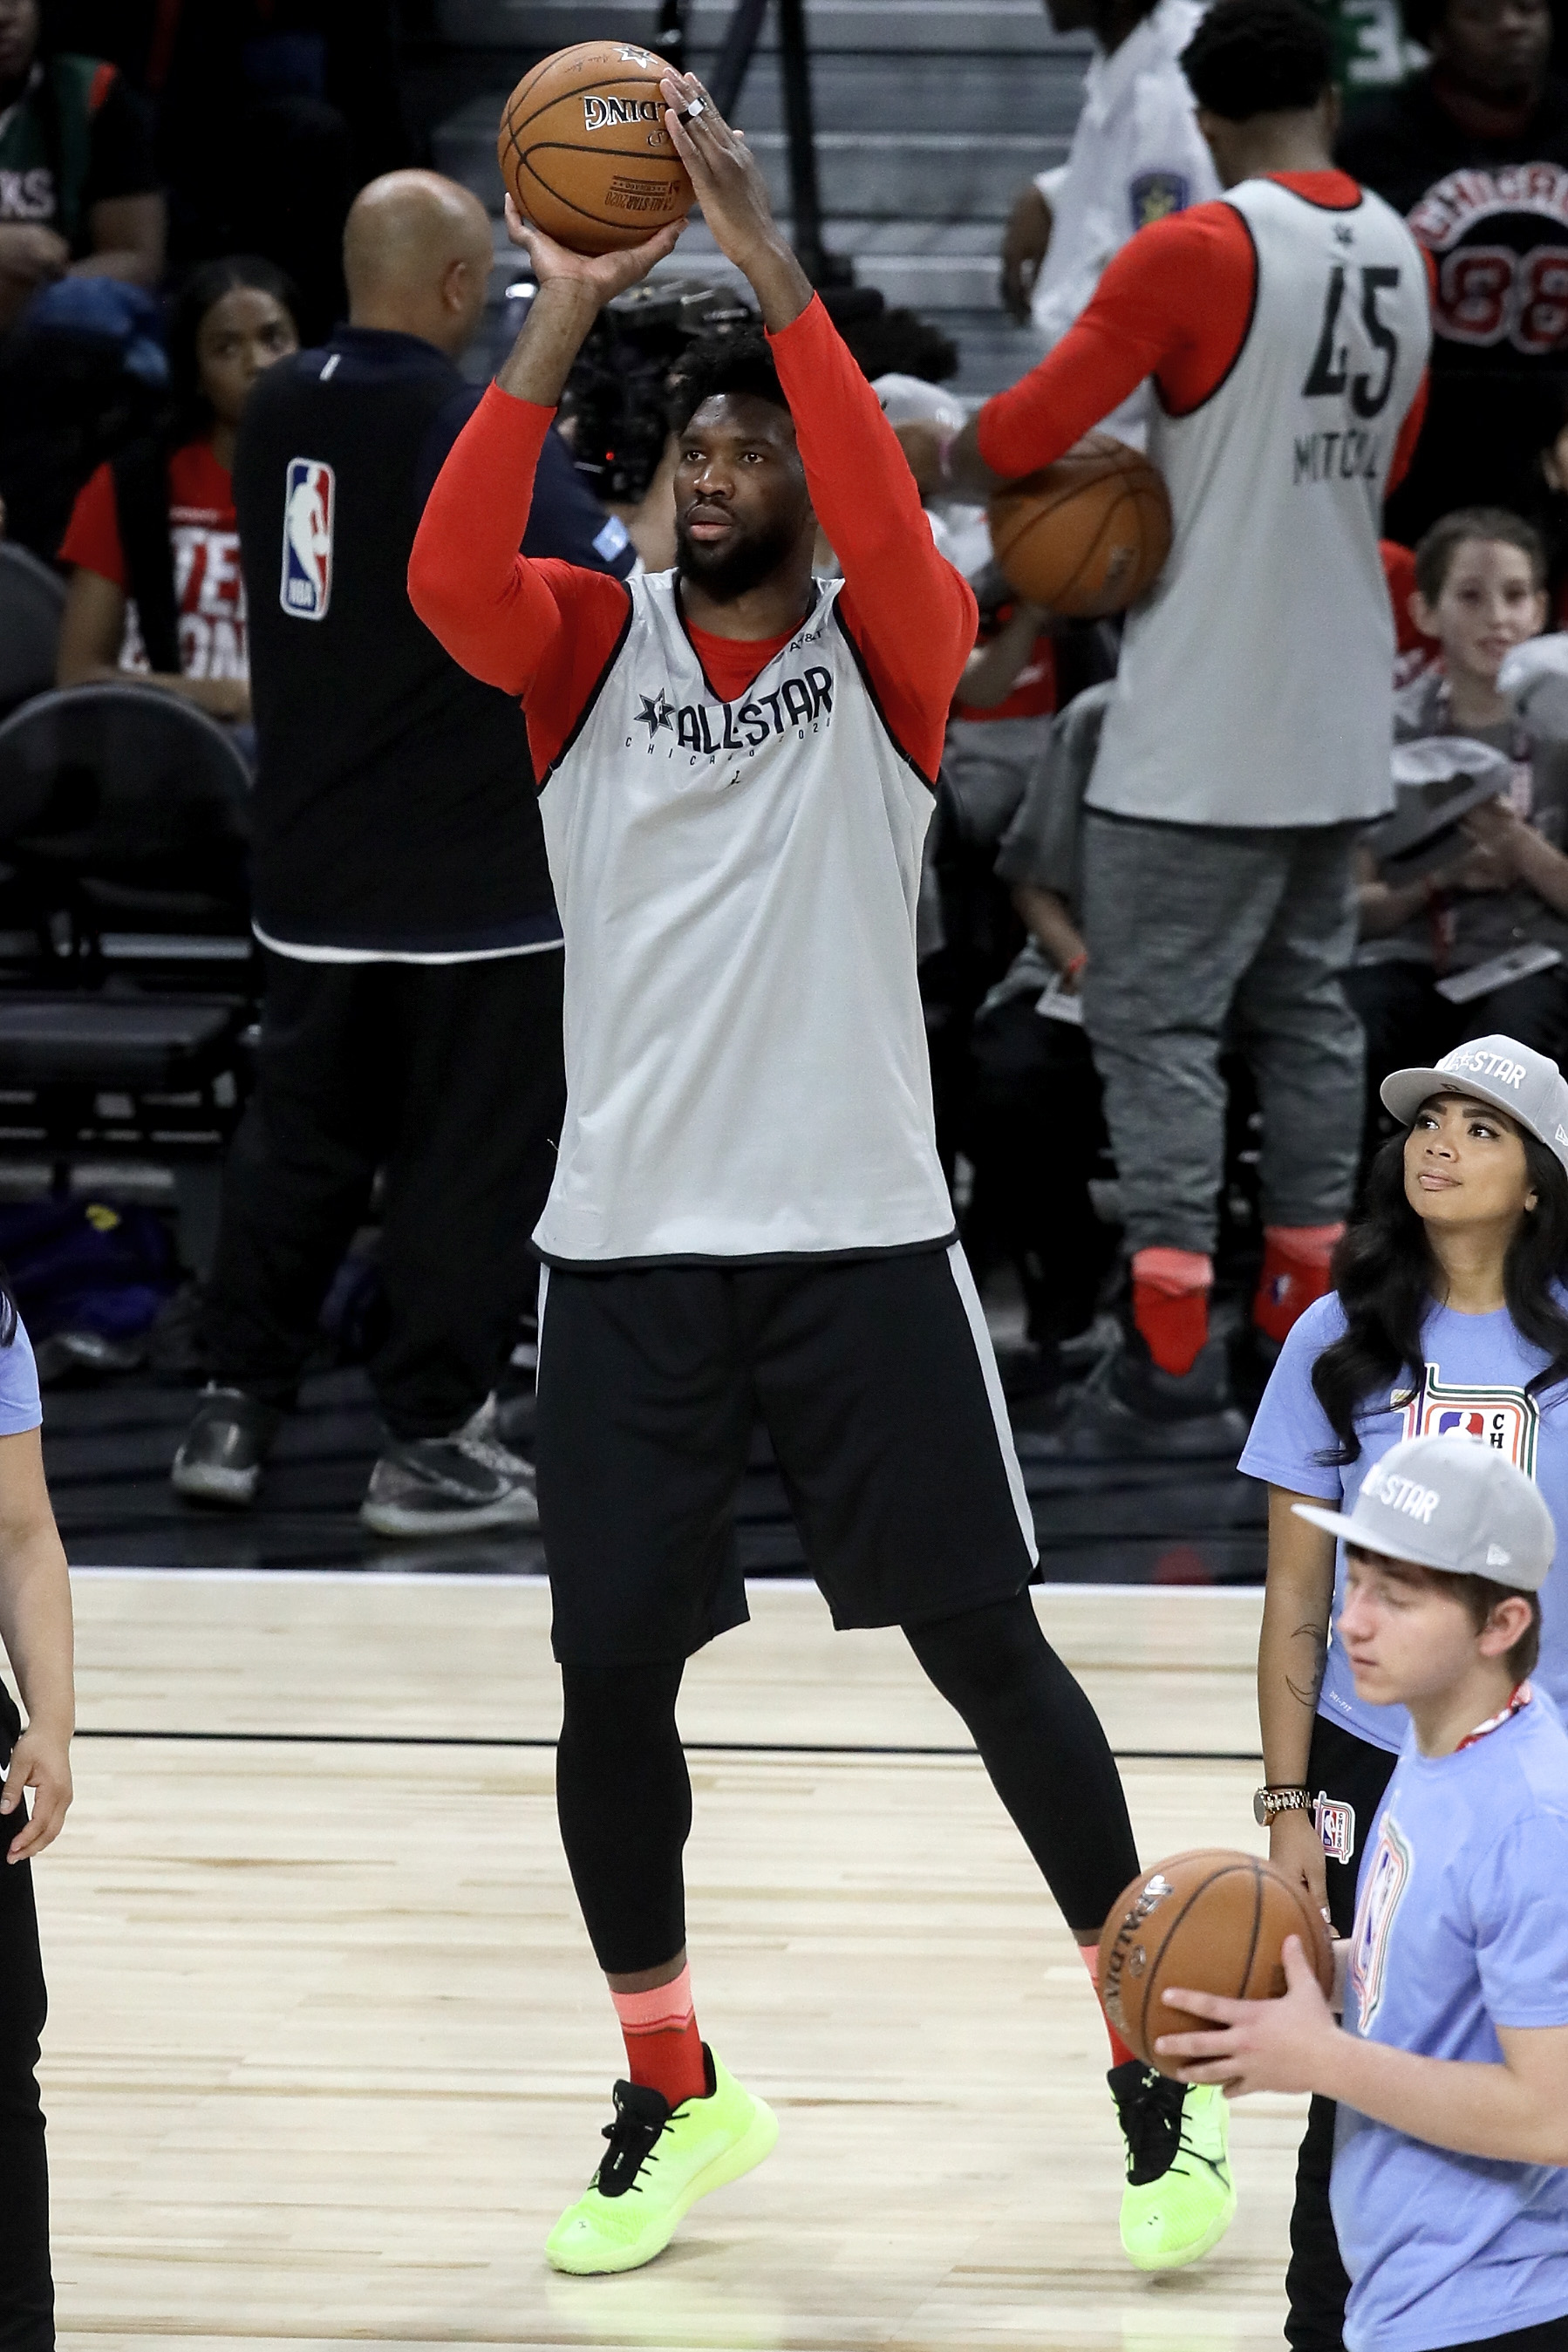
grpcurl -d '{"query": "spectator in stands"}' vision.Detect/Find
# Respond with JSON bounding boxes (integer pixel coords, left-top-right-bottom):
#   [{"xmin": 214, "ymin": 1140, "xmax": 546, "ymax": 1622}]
[
  {"xmin": 152, "ymin": 0, "xmax": 411, "ymax": 342},
  {"xmin": 0, "ymin": 0, "xmax": 163, "ymax": 332},
  {"xmin": 170, "ymin": 171, "xmax": 633, "ymax": 1537},
  {"xmin": 1000, "ymin": 0, "xmax": 1220, "ymax": 439},
  {"xmin": 1340, "ymin": 0, "xmax": 1568, "ymax": 542},
  {"xmin": 1350, "ymin": 509, "xmax": 1568, "ymax": 1154},
  {"xmin": 968, "ymin": 683, "xmax": 1118, "ymax": 1379},
  {"xmin": 55, "ymin": 256, "xmax": 301, "ymax": 723}
]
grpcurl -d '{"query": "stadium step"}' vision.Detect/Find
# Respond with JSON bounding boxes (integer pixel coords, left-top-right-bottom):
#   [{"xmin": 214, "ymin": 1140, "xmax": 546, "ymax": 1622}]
[
  {"xmin": 435, "ymin": 0, "xmax": 1085, "ymax": 391},
  {"xmin": 436, "ymin": 0, "xmax": 1082, "ymax": 57}
]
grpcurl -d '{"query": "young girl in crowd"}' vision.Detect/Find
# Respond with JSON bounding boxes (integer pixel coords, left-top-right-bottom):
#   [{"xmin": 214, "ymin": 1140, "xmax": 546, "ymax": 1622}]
[
  {"xmin": 1239, "ymin": 1033, "xmax": 1568, "ymax": 2350},
  {"xmin": 55, "ymin": 255, "xmax": 301, "ymax": 724},
  {"xmin": 0, "ymin": 1277, "xmax": 75, "ymax": 2352}
]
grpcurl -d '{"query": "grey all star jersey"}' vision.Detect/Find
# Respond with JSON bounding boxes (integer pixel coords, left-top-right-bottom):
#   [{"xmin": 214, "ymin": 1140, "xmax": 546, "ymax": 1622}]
[{"xmin": 531, "ymin": 573, "xmax": 957, "ymax": 1267}]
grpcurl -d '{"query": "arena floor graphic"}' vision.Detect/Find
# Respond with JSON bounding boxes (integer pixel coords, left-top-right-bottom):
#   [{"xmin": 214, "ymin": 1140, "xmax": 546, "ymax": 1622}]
[
  {"xmin": 45, "ymin": 1572, "xmax": 1289, "ymax": 2352},
  {"xmin": 41, "ymin": 1365, "xmax": 1267, "ymax": 1581}
]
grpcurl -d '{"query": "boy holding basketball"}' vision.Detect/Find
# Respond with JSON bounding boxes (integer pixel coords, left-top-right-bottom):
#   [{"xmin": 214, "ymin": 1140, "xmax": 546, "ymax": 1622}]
[{"xmin": 1157, "ymin": 1433, "xmax": 1568, "ymax": 2352}]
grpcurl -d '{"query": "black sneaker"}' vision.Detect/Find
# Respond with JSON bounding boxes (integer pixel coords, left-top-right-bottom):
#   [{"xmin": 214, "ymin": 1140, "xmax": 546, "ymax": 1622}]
[
  {"xmin": 170, "ymin": 1385, "xmax": 283, "ymax": 1507},
  {"xmin": 1033, "ymin": 1331, "xmax": 1249, "ymax": 1461},
  {"xmin": 359, "ymin": 1394, "xmax": 540, "ymax": 1537}
]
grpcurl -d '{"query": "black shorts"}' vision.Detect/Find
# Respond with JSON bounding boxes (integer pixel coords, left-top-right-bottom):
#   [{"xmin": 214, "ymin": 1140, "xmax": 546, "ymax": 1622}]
[{"xmin": 535, "ymin": 1243, "xmax": 1038, "ymax": 1665}]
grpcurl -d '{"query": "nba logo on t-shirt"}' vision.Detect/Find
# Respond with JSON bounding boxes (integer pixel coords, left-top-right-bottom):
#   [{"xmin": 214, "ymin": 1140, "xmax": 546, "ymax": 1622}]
[
  {"xmin": 1315, "ymin": 1793, "xmax": 1353, "ymax": 1865},
  {"xmin": 280, "ymin": 458, "xmax": 334, "ymax": 620}
]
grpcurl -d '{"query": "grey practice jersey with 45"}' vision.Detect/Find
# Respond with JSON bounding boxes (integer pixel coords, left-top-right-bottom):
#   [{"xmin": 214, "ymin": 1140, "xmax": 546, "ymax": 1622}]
[
  {"xmin": 1087, "ymin": 175, "xmax": 1431, "ymax": 829},
  {"xmin": 530, "ymin": 574, "xmax": 957, "ymax": 1267}
]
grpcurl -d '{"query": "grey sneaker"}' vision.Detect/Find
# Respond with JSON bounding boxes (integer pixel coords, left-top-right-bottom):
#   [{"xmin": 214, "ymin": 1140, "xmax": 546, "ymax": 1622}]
[
  {"xmin": 359, "ymin": 1395, "xmax": 540, "ymax": 1537},
  {"xmin": 171, "ymin": 1385, "xmax": 283, "ymax": 1507}
]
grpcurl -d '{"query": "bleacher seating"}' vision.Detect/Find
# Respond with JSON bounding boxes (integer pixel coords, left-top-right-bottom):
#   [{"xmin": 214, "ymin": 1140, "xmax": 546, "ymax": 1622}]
[{"xmin": 428, "ymin": 0, "xmax": 1092, "ymax": 393}]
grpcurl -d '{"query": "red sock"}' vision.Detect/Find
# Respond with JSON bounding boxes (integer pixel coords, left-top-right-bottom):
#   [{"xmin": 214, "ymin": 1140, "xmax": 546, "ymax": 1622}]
[
  {"xmin": 1253, "ymin": 1222, "xmax": 1343, "ymax": 1344},
  {"xmin": 610, "ymin": 1964, "xmax": 707, "ymax": 2108},
  {"xmin": 1079, "ymin": 1941, "xmax": 1138, "ymax": 2070},
  {"xmin": 1131, "ymin": 1247, "xmax": 1212, "ymax": 1376}
]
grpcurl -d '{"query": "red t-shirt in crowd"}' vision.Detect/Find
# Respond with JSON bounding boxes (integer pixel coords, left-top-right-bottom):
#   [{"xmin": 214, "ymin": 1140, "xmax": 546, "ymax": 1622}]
[
  {"xmin": 951, "ymin": 603, "xmax": 1057, "ymax": 724},
  {"xmin": 58, "ymin": 440, "xmax": 248, "ymax": 681}
]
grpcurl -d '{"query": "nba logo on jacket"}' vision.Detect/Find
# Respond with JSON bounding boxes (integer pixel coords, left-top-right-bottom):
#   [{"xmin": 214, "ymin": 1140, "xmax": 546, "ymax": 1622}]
[{"xmin": 280, "ymin": 457, "xmax": 335, "ymax": 619}]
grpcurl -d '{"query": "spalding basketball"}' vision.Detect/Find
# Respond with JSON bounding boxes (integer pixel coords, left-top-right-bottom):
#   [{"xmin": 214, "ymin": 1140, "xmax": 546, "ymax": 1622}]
[
  {"xmin": 987, "ymin": 434, "xmax": 1171, "ymax": 617},
  {"xmin": 498, "ymin": 42, "xmax": 693, "ymax": 256},
  {"xmin": 1097, "ymin": 1848, "xmax": 1335, "ymax": 2077}
]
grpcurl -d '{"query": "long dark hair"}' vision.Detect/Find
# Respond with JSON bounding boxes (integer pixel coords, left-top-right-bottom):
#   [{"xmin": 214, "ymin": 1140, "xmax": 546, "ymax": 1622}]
[
  {"xmin": 164, "ymin": 254, "xmax": 301, "ymax": 443},
  {"xmin": 1312, "ymin": 1126, "xmax": 1568, "ymax": 1463}
]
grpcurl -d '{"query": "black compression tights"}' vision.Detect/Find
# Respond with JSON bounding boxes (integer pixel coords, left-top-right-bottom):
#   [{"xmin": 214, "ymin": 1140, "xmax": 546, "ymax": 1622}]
[{"xmin": 556, "ymin": 1593, "xmax": 1138, "ymax": 1974}]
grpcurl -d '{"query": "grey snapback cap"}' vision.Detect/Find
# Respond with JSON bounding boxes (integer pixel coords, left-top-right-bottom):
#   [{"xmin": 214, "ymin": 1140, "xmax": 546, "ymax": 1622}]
[
  {"xmin": 1380, "ymin": 1034, "xmax": 1568, "ymax": 1177},
  {"xmin": 1294, "ymin": 1433, "xmax": 1556, "ymax": 1592}
]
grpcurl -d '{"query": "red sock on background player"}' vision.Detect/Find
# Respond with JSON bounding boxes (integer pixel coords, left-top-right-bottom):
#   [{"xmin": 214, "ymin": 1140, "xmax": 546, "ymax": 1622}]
[
  {"xmin": 1131, "ymin": 1247, "xmax": 1212, "ymax": 1376},
  {"xmin": 1253, "ymin": 1222, "xmax": 1344, "ymax": 1345}
]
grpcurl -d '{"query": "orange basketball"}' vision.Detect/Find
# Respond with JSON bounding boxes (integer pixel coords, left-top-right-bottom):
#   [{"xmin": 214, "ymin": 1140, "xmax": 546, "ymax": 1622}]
[
  {"xmin": 987, "ymin": 433, "xmax": 1172, "ymax": 617},
  {"xmin": 1097, "ymin": 1848, "xmax": 1335, "ymax": 2078},
  {"xmin": 497, "ymin": 41, "xmax": 693, "ymax": 256}
]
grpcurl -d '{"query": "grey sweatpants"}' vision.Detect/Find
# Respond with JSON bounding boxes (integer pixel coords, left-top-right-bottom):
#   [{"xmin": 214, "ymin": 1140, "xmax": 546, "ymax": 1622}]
[{"xmin": 1079, "ymin": 813, "xmax": 1364, "ymax": 1258}]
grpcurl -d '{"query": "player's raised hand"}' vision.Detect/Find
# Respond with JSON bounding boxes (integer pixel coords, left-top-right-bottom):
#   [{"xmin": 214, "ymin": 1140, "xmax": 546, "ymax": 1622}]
[
  {"xmin": 1154, "ymin": 1935, "xmax": 1340, "ymax": 2098},
  {"xmin": 660, "ymin": 71, "xmax": 811, "ymax": 330},
  {"xmin": 502, "ymin": 193, "xmax": 684, "ymax": 304}
]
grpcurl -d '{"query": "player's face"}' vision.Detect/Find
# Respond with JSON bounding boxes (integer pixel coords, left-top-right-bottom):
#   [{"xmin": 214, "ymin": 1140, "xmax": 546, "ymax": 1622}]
[
  {"xmin": 672, "ymin": 393, "xmax": 812, "ymax": 602},
  {"xmin": 0, "ymin": 0, "xmax": 39, "ymax": 88},
  {"xmin": 1431, "ymin": 0, "xmax": 1551, "ymax": 99},
  {"xmin": 1414, "ymin": 538, "xmax": 1546, "ymax": 685},
  {"xmin": 1403, "ymin": 1094, "xmax": 1537, "ymax": 1238},
  {"xmin": 1338, "ymin": 1551, "xmax": 1490, "ymax": 1708},
  {"xmin": 197, "ymin": 288, "xmax": 299, "ymax": 428}
]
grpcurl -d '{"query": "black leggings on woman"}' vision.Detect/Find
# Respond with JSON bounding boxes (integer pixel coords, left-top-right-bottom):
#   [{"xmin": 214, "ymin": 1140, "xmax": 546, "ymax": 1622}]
[
  {"xmin": 0, "ymin": 1685, "xmax": 51, "ymax": 2352},
  {"xmin": 556, "ymin": 1590, "xmax": 1141, "ymax": 1975}
]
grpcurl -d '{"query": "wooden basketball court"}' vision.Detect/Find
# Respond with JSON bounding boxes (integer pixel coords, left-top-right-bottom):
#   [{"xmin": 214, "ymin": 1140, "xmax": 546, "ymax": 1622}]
[{"xmin": 42, "ymin": 1571, "xmax": 1300, "ymax": 2352}]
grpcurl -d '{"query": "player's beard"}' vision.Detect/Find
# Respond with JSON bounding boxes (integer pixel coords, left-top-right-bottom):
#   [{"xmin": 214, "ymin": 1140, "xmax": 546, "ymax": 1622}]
[{"xmin": 675, "ymin": 510, "xmax": 801, "ymax": 603}]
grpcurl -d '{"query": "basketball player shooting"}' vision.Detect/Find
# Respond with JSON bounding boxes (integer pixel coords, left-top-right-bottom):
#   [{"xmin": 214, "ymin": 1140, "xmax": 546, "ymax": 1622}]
[{"xmin": 410, "ymin": 70, "xmax": 1228, "ymax": 2281}]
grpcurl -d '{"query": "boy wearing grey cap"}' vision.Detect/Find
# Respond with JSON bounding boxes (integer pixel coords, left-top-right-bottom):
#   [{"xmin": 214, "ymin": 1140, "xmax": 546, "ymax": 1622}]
[{"xmin": 1162, "ymin": 1433, "xmax": 1568, "ymax": 2352}]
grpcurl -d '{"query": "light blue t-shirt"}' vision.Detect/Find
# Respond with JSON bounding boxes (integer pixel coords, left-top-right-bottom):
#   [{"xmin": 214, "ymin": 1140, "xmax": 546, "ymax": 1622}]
[
  {"xmin": 0, "ymin": 1310, "xmax": 40, "ymax": 1435},
  {"xmin": 1240, "ymin": 1292, "xmax": 1568, "ymax": 1751},
  {"xmin": 1333, "ymin": 1701, "xmax": 1568, "ymax": 2352}
]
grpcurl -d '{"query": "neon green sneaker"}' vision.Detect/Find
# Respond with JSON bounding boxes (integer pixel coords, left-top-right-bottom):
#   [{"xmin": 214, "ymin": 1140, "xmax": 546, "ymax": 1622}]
[
  {"xmin": 1108, "ymin": 2062, "xmax": 1237, "ymax": 2271},
  {"xmin": 545, "ymin": 2048, "xmax": 778, "ymax": 2276}
]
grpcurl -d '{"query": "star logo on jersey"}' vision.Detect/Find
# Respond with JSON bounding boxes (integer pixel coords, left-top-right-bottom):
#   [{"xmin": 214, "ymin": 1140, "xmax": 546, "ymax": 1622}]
[
  {"xmin": 1128, "ymin": 170, "xmax": 1189, "ymax": 231},
  {"xmin": 1333, "ymin": 222, "xmax": 1355, "ymax": 247},
  {"xmin": 637, "ymin": 692, "xmax": 677, "ymax": 741}
]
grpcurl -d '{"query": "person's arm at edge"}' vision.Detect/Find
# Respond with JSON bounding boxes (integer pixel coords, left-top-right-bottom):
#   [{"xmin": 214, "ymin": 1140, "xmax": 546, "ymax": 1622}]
[{"xmin": 0, "ymin": 1429, "xmax": 73, "ymax": 1864}]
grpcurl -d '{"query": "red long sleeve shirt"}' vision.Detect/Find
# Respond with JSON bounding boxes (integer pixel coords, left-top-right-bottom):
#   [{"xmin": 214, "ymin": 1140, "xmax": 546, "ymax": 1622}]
[
  {"xmin": 977, "ymin": 171, "xmax": 1430, "ymax": 492},
  {"xmin": 409, "ymin": 296, "xmax": 977, "ymax": 784}
]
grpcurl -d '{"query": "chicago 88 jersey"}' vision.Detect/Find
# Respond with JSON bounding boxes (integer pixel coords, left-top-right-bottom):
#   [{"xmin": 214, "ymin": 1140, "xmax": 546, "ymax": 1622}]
[{"xmin": 1087, "ymin": 176, "xmax": 1430, "ymax": 831}]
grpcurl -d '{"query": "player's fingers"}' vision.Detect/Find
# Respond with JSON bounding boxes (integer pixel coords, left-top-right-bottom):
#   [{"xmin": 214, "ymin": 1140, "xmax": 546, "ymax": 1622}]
[
  {"xmin": 1153, "ymin": 2027, "xmax": 1237, "ymax": 2060},
  {"xmin": 1280, "ymin": 1934, "xmax": 1319, "ymax": 1990},
  {"xmin": 1160, "ymin": 1985, "xmax": 1247, "ymax": 2023},
  {"xmin": 502, "ymin": 193, "xmax": 529, "ymax": 247}
]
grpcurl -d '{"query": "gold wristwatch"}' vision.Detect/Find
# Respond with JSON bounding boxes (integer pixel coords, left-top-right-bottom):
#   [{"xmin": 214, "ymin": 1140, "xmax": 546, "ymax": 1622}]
[{"xmin": 1253, "ymin": 1784, "xmax": 1312, "ymax": 1826}]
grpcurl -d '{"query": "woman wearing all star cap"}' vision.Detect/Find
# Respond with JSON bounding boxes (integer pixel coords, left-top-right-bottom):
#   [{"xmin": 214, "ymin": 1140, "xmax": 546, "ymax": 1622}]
[{"xmin": 1240, "ymin": 1030, "xmax": 1568, "ymax": 2352}]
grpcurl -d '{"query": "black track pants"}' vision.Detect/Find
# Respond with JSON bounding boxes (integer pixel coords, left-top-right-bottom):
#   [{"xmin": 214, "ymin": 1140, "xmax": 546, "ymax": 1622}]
[
  {"xmin": 202, "ymin": 947, "xmax": 564, "ymax": 1441},
  {"xmin": 554, "ymin": 1592, "xmax": 1139, "ymax": 1975}
]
